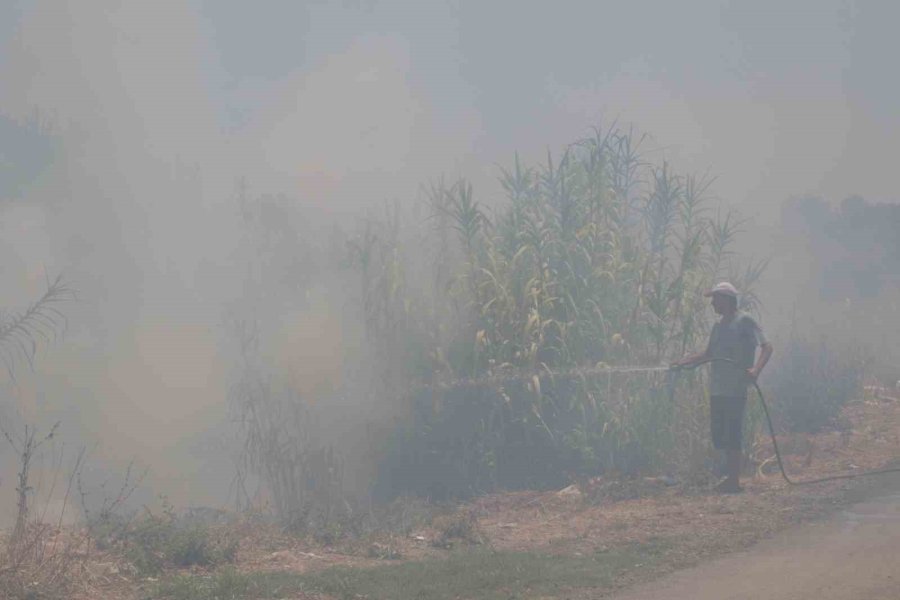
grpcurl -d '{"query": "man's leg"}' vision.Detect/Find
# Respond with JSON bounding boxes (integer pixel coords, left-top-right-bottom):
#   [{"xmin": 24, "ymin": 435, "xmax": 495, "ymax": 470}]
[
  {"xmin": 719, "ymin": 395, "xmax": 746, "ymax": 492},
  {"xmin": 725, "ymin": 448, "xmax": 741, "ymax": 488},
  {"xmin": 710, "ymin": 395, "xmax": 745, "ymax": 493}
]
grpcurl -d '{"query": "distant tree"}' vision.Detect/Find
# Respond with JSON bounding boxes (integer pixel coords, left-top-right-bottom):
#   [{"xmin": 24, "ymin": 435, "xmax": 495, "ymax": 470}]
[{"xmin": 782, "ymin": 195, "xmax": 900, "ymax": 300}]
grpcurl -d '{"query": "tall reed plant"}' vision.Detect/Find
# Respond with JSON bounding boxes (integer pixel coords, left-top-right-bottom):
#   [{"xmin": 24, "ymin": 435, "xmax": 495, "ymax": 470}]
[{"xmin": 359, "ymin": 125, "xmax": 764, "ymax": 498}]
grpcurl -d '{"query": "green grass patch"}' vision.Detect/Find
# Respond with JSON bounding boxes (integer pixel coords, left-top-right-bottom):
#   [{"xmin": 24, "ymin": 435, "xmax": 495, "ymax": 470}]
[{"xmin": 149, "ymin": 540, "xmax": 671, "ymax": 600}]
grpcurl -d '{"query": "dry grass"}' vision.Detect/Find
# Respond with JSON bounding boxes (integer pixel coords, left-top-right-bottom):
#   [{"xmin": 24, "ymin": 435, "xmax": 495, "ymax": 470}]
[
  {"xmin": 218, "ymin": 393, "xmax": 900, "ymax": 564},
  {"xmin": 0, "ymin": 524, "xmax": 92, "ymax": 599},
  {"xmin": 8, "ymin": 391, "xmax": 897, "ymax": 600},
  {"xmin": 130, "ymin": 393, "xmax": 900, "ymax": 600}
]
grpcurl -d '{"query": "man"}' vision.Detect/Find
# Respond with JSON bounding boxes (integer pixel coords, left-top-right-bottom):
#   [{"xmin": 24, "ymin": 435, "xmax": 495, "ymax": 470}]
[{"xmin": 674, "ymin": 282, "xmax": 773, "ymax": 493}]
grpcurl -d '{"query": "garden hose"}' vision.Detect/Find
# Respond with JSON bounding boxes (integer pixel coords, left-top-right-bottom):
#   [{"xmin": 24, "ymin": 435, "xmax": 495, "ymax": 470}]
[{"xmin": 673, "ymin": 357, "xmax": 900, "ymax": 486}]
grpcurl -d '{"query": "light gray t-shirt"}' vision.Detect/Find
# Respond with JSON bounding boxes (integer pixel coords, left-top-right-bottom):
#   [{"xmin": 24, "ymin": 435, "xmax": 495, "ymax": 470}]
[{"xmin": 706, "ymin": 312, "xmax": 768, "ymax": 397}]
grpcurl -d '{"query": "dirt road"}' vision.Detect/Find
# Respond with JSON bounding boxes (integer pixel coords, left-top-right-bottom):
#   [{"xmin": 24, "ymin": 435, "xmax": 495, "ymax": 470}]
[{"xmin": 610, "ymin": 477, "xmax": 900, "ymax": 600}]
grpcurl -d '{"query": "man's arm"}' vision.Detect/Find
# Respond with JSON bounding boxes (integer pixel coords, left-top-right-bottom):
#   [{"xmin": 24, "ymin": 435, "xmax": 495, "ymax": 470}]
[
  {"xmin": 672, "ymin": 347, "xmax": 710, "ymax": 368},
  {"xmin": 747, "ymin": 318, "xmax": 772, "ymax": 380},
  {"xmin": 748, "ymin": 342, "xmax": 773, "ymax": 380}
]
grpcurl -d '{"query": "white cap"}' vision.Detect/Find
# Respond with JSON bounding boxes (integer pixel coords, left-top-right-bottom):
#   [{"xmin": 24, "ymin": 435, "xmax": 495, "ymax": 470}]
[{"xmin": 704, "ymin": 281, "xmax": 738, "ymax": 298}]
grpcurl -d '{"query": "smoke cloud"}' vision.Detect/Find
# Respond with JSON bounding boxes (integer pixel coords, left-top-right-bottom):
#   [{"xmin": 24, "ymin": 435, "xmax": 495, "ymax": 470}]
[{"xmin": 1, "ymin": 0, "xmax": 898, "ymax": 517}]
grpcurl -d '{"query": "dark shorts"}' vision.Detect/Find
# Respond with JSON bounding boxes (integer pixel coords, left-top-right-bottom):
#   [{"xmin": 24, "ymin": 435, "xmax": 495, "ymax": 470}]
[{"xmin": 710, "ymin": 394, "xmax": 747, "ymax": 451}]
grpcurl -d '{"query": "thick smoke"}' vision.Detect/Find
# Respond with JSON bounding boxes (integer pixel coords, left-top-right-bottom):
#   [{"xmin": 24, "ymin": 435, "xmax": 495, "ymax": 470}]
[{"xmin": 1, "ymin": 1, "xmax": 898, "ymax": 518}]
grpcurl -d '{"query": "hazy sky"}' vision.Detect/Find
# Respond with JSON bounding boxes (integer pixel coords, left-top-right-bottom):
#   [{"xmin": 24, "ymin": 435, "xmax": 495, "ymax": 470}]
[
  {"xmin": 5, "ymin": 1, "xmax": 899, "ymax": 212},
  {"xmin": 1, "ymin": 0, "xmax": 898, "ymax": 510}
]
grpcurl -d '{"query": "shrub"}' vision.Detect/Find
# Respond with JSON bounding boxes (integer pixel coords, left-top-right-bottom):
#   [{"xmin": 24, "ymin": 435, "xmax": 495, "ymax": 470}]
[
  {"xmin": 767, "ymin": 334, "xmax": 864, "ymax": 433},
  {"xmin": 430, "ymin": 509, "xmax": 485, "ymax": 549},
  {"xmin": 91, "ymin": 500, "xmax": 237, "ymax": 576}
]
